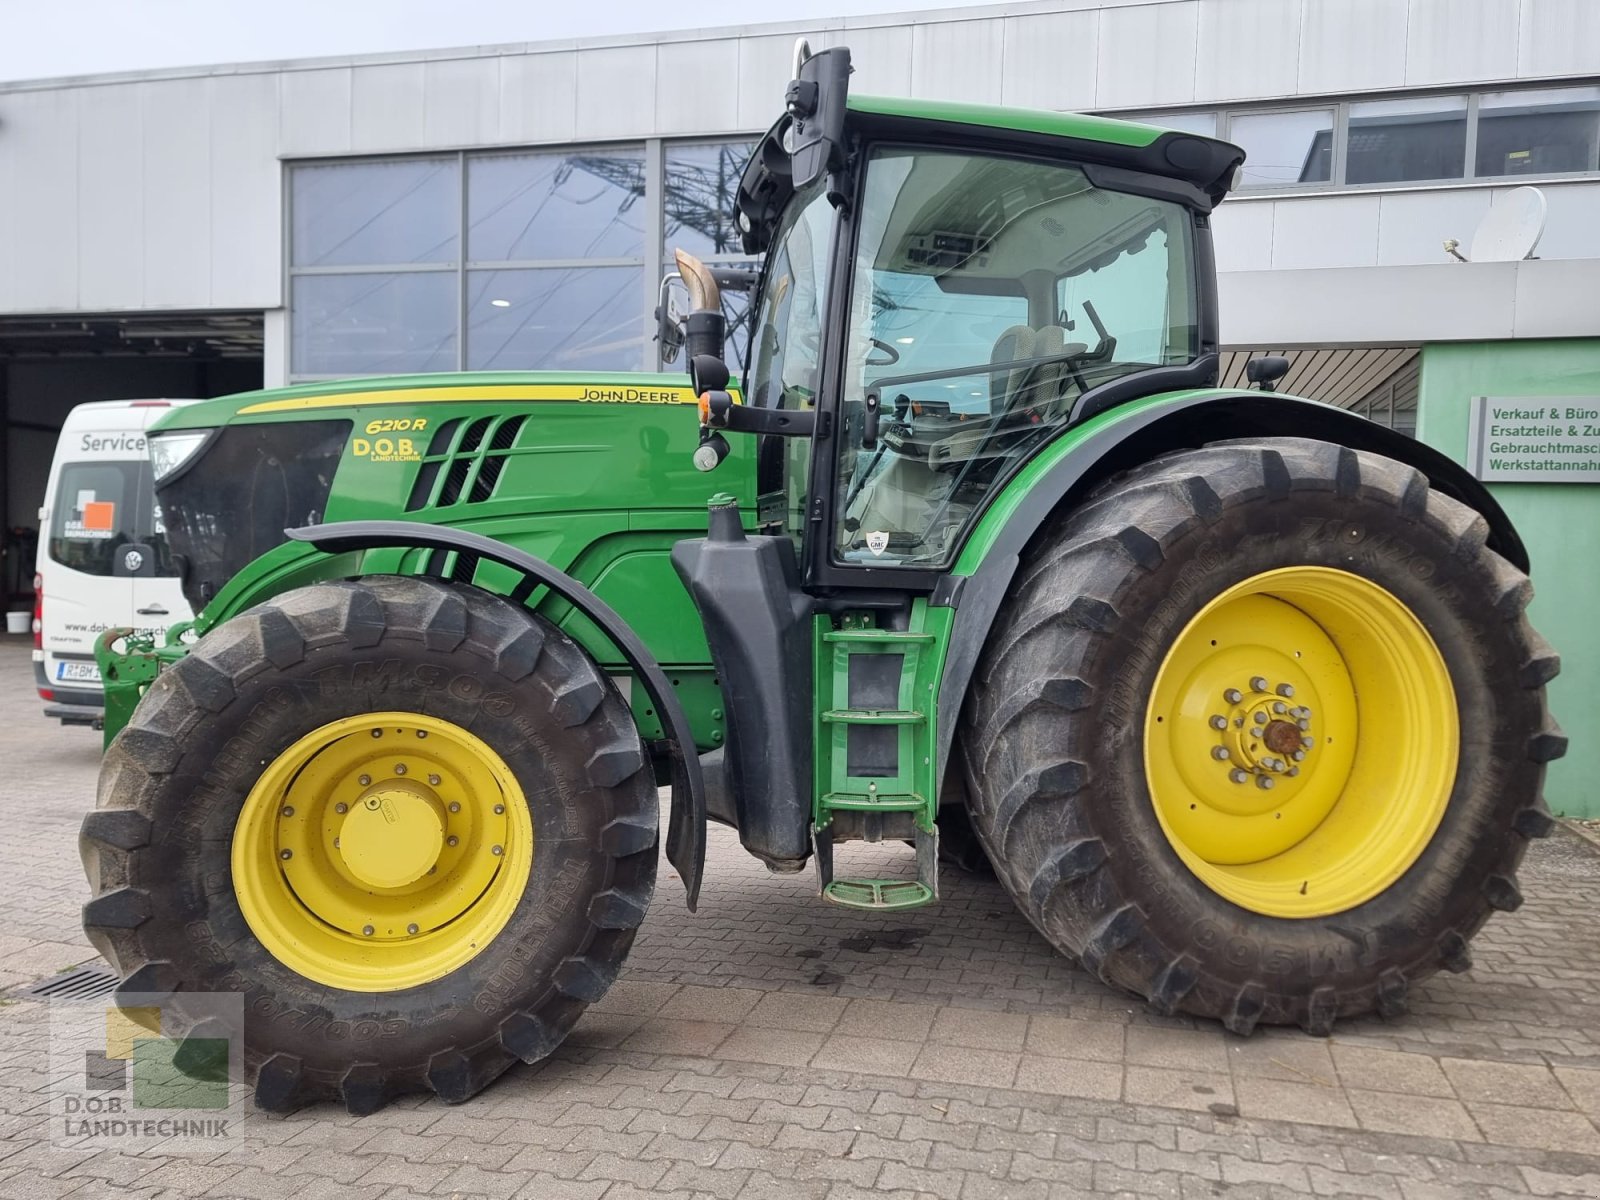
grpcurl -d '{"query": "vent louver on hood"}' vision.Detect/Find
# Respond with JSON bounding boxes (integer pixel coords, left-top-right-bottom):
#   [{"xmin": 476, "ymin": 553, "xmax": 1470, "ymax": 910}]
[{"xmin": 406, "ymin": 414, "xmax": 528, "ymax": 512}]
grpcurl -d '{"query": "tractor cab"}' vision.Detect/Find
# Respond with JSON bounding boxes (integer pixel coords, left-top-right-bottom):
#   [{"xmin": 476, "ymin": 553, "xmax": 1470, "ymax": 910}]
[{"xmin": 681, "ymin": 44, "xmax": 1241, "ymax": 588}]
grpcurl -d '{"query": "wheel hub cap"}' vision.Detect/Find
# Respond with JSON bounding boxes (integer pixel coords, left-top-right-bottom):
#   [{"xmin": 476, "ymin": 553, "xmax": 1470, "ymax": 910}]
[{"xmin": 339, "ymin": 785, "xmax": 445, "ymax": 889}]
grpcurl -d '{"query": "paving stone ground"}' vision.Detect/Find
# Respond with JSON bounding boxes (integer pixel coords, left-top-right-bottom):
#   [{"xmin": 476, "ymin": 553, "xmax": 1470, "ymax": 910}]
[{"xmin": 1, "ymin": 635, "xmax": 1597, "ymax": 1199}]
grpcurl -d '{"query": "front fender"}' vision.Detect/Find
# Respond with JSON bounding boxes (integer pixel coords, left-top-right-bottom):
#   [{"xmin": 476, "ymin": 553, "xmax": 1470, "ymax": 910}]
[
  {"xmin": 932, "ymin": 388, "xmax": 1528, "ymax": 787},
  {"xmin": 286, "ymin": 521, "xmax": 706, "ymax": 910}
]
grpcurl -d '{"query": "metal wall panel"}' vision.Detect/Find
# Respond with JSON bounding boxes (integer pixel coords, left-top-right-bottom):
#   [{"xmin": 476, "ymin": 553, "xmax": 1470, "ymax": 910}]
[
  {"xmin": 1376, "ymin": 189, "xmax": 1494, "ymax": 266},
  {"xmin": 424, "ymin": 57, "xmax": 499, "ymax": 148},
  {"xmin": 1271, "ymin": 194, "xmax": 1381, "ymax": 269},
  {"xmin": 1502, "ymin": 180, "xmax": 1600, "ymax": 262},
  {"xmin": 141, "ymin": 78, "xmax": 213, "ymax": 309},
  {"xmin": 1406, "ymin": 0, "xmax": 1520, "ymax": 87},
  {"xmin": 912, "ymin": 18, "xmax": 1004, "ymax": 106},
  {"xmin": 656, "ymin": 38, "xmax": 742, "ymax": 135},
  {"xmin": 351, "ymin": 62, "xmax": 427, "ymax": 153},
  {"xmin": 7, "ymin": 89, "xmax": 79, "ymax": 311},
  {"xmin": 1512, "ymin": 258, "xmax": 1600, "ymax": 337},
  {"xmin": 737, "ymin": 34, "xmax": 808, "ymax": 132},
  {"xmin": 1195, "ymin": 0, "xmax": 1302, "ymax": 103},
  {"xmin": 279, "ymin": 67, "xmax": 353, "ymax": 155},
  {"xmin": 1298, "ymin": 0, "xmax": 1407, "ymax": 96},
  {"xmin": 1211, "ymin": 199, "xmax": 1275, "ymax": 272},
  {"xmin": 1518, "ymin": 0, "xmax": 1600, "ymax": 79},
  {"xmin": 999, "ymin": 10, "xmax": 1099, "ymax": 112},
  {"xmin": 574, "ymin": 45, "xmax": 657, "ymax": 141},
  {"xmin": 498, "ymin": 52, "xmax": 579, "ymax": 145},
  {"xmin": 76, "ymin": 84, "xmax": 145, "ymax": 310},
  {"xmin": 1096, "ymin": 1, "xmax": 1198, "ymax": 109},
  {"xmin": 840, "ymin": 25, "xmax": 913, "ymax": 96},
  {"xmin": 209, "ymin": 73, "xmax": 282, "ymax": 308}
]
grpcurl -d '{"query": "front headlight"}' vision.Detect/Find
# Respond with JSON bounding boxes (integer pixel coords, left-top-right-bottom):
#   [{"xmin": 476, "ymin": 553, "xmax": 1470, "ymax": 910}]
[{"xmin": 149, "ymin": 430, "xmax": 213, "ymax": 483}]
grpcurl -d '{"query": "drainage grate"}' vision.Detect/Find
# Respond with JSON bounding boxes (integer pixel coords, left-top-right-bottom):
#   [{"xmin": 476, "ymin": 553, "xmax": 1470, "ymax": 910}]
[{"xmin": 21, "ymin": 963, "xmax": 120, "ymax": 1001}]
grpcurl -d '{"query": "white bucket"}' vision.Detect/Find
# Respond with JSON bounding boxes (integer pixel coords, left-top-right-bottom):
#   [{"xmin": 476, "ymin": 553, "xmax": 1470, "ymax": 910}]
[{"xmin": 5, "ymin": 611, "xmax": 30, "ymax": 635}]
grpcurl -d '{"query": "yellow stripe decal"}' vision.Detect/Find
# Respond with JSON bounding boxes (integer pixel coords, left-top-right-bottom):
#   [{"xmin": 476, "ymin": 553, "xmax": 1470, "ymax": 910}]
[{"xmin": 239, "ymin": 384, "xmax": 704, "ymax": 415}]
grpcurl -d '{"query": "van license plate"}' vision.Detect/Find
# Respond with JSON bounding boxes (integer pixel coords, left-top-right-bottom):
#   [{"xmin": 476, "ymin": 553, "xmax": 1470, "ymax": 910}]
[{"xmin": 56, "ymin": 662, "xmax": 101, "ymax": 683}]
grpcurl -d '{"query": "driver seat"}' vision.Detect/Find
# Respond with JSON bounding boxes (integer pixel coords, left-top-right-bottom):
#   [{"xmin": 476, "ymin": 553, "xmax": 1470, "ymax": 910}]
[{"xmin": 990, "ymin": 325, "xmax": 1082, "ymax": 421}]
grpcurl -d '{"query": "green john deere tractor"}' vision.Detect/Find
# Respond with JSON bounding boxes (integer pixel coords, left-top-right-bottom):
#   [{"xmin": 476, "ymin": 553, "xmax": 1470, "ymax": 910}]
[{"xmin": 83, "ymin": 45, "xmax": 1564, "ymax": 1113}]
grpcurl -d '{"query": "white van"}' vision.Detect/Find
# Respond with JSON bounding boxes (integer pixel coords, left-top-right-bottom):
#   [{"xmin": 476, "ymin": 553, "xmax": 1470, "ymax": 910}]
[{"xmin": 34, "ymin": 399, "xmax": 197, "ymax": 727}]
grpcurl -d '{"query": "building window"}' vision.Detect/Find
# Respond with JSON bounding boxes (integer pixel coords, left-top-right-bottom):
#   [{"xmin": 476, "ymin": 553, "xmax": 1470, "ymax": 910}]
[
  {"xmin": 1122, "ymin": 81, "xmax": 1600, "ymax": 194},
  {"xmin": 1346, "ymin": 96, "xmax": 1468, "ymax": 185},
  {"xmin": 661, "ymin": 141, "xmax": 757, "ymax": 371},
  {"xmin": 1476, "ymin": 86, "xmax": 1600, "ymax": 177},
  {"xmin": 1226, "ymin": 109, "xmax": 1334, "ymax": 188},
  {"xmin": 286, "ymin": 139, "xmax": 755, "ymax": 382}
]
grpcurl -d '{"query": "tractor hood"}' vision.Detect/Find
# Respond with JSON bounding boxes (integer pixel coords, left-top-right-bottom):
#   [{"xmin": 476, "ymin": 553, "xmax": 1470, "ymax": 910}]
[{"xmin": 146, "ymin": 371, "xmax": 751, "ymax": 611}]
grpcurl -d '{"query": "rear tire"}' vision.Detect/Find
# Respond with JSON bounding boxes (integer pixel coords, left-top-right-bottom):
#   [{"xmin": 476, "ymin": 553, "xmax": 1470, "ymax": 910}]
[
  {"xmin": 962, "ymin": 438, "xmax": 1564, "ymax": 1034},
  {"xmin": 82, "ymin": 576, "xmax": 657, "ymax": 1111}
]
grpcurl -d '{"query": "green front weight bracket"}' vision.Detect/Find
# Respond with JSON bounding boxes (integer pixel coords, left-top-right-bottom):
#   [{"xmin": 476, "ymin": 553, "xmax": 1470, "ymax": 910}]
[{"xmin": 95, "ymin": 622, "xmax": 195, "ymax": 748}]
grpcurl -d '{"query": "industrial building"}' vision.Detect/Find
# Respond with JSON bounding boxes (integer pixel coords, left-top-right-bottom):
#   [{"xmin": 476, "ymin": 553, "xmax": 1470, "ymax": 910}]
[{"xmin": 0, "ymin": 0, "xmax": 1595, "ymax": 811}]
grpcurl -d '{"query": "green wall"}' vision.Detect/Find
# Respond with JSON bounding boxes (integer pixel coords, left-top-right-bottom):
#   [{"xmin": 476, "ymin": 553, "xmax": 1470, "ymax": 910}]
[{"xmin": 1416, "ymin": 339, "xmax": 1599, "ymax": 818}]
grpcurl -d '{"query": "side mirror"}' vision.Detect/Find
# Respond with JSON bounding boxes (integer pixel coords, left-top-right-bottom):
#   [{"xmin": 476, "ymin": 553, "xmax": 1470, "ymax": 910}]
[
  {"xmin": 654, "ymin": 273, "xmax": 688, "ymax": 364},
  {"xmin": 1245, "ymin": 355, "xmax": 1290, "ymax": 393},
  {"xmin": 785, "ymin": 43, "xmax": 851, "ymax": 192}
]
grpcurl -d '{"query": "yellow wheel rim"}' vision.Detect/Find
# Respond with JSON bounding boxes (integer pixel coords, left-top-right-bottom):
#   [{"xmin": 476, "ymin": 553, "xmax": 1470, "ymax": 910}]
[
  {"xmin": 1144, "ymin": 567, "xmax": 1457, "ymax": 918},
  {"xmin": 231, "ymin": 712, "xmax": 533, "ymax": 991}
]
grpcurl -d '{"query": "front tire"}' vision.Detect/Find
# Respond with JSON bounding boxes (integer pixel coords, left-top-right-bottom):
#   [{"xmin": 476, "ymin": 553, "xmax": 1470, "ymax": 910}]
[
  {"xmin": 963, "ymin": 438, "xmax": 1565, "ymax": 1034},
  {"xmin": 82, "ymin": 576, "xmax": 657, "ymax": 1111}
]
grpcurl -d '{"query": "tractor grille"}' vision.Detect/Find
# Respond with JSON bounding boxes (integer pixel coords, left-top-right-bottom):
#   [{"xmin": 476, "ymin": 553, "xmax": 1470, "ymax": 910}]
[{"xmin": 406, "ymin": 414, "xmax": 528, "ymax": 512}]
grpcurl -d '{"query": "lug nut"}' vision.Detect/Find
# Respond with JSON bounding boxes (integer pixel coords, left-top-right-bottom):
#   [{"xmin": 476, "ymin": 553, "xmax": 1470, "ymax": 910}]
[
  {"xmin": 335, "ymin": 802, "xmax": 348, "ymax": 814},
  {"xmin": 448, "ymin": 801, "xmax": 460, "ymax": 813},
  {"xmin": 370, "ymin": 729, "xmax": 382, "ymax": 739},
  {"xmin": 407, "ymin": 923, "xmax": 420, "ymax": 935},
  {"xmin": 1293, "ymin": 750, "xmax": 1306, "ymax": 761},
  {"xmin": 279, "ymin": 849, "xmax": 293, "ymax": 860},
  {"xmin": 1229, "ymin": 769, "xmax": 1248, "ymax": 784},
  {"xmin": 493, "ymin": 804, "xmax": 505, "ymax": 815},
  {"xmin": 1302, "ymin": 736, "xmax": 1315, "ymax": 748},
  {"xmin": 1250, "ymin": 676, "xmax": 1269, "ymax": 692},
  {"xmin": 394, "ymin": 764, "xmax": 407, "ymax": 776},
  {"xmin": 1211, "ymin": 746, "xmax": 1231, "ymax": 761},
  {"xmin": 1224, "ymin": 688, "xmax": 1243, "ymax": 704},
  {"xmin": 1209, "ymin": 715, "xmax": 1228, "ymax": 730},
  {"xmin": 1276, "ymin": 683, "xmax": 1295, "ymax": 698},
  {"xmin": 1256, "ymin": 775, "xmax": 1275, "ymax": 791},
  {"xmin": 334, "ymin": 837, "xmax": 340, "ymax": 848},
  {"xmin": 1298, "ymin": 719, "xmax": 1311, "ymax": 730},
  {"xmin": 430, "ymin": 775, "xmax": 442, "ymax": 787},
  {"xmin": 358, "ymin": 775, "xmax": 371, "ymax": 786},
  {"xmin": 417, "ymin": 730, "xmax": 428, "ymax": 739},
  {"xmin": 362, "ymin": 925, "xmax": 375, "ymax": 936},
  {"xmin": 447, "ymin": 835, "xmax": 458, "ymax": 847},
  {"xmin": 1287, "ymin": 767, "xmax": 1300, "ymax": 777},
  {"xmin": 1273, "ymin": 702, "xmax": 1287, "ymax": 714},
  {"xmin": 491, "ymin": 845, "xmax": 504, "ymax": 856},
  {"xmin": 1254, "ymin": 712, "xmax": 1267, "ymax": 725}
]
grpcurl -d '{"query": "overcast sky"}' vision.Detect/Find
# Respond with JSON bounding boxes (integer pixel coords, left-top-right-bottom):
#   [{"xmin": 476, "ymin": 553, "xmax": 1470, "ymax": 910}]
[{"xmin": 0, "ymin": 0, "xmax": 995, "ymax": 83}]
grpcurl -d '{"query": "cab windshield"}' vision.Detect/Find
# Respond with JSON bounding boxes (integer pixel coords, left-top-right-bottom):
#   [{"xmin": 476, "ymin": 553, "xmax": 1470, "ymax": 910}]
[{"xmin": 835, "ymin": 146, "xmax": 1199, "ymax": 566}]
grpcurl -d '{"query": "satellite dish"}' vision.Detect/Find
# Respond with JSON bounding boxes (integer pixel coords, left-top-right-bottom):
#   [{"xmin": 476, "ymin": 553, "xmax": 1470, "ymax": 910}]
[{"xmin": 1469, "ymin": 186, "xmax": 1547, "ymax": 262}]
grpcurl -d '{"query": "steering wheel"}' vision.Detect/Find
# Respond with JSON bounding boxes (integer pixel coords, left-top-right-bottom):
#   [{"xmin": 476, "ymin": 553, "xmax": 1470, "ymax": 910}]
[{"xmin": 864, "ymin": 337, "xmax": 900, "ymax": 367}]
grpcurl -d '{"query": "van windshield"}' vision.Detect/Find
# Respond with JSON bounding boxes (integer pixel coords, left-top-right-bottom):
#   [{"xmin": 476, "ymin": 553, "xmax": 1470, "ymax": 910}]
[{"xmin": 48, "ymin": 460, "xmax": 179, "ymax": 577}]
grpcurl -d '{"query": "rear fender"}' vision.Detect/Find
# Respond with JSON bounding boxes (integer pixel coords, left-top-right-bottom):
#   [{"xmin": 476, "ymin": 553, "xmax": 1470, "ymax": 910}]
[{"xmin": 932, "ymin": 389, "xmax": 1527, "ymax": 788}]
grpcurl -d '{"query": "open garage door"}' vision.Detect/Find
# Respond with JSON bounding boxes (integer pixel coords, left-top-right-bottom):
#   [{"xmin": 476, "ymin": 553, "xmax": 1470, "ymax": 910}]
[{"xmin": 1, "ymin": 311, "xmax": 263, "ymax": 613}]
